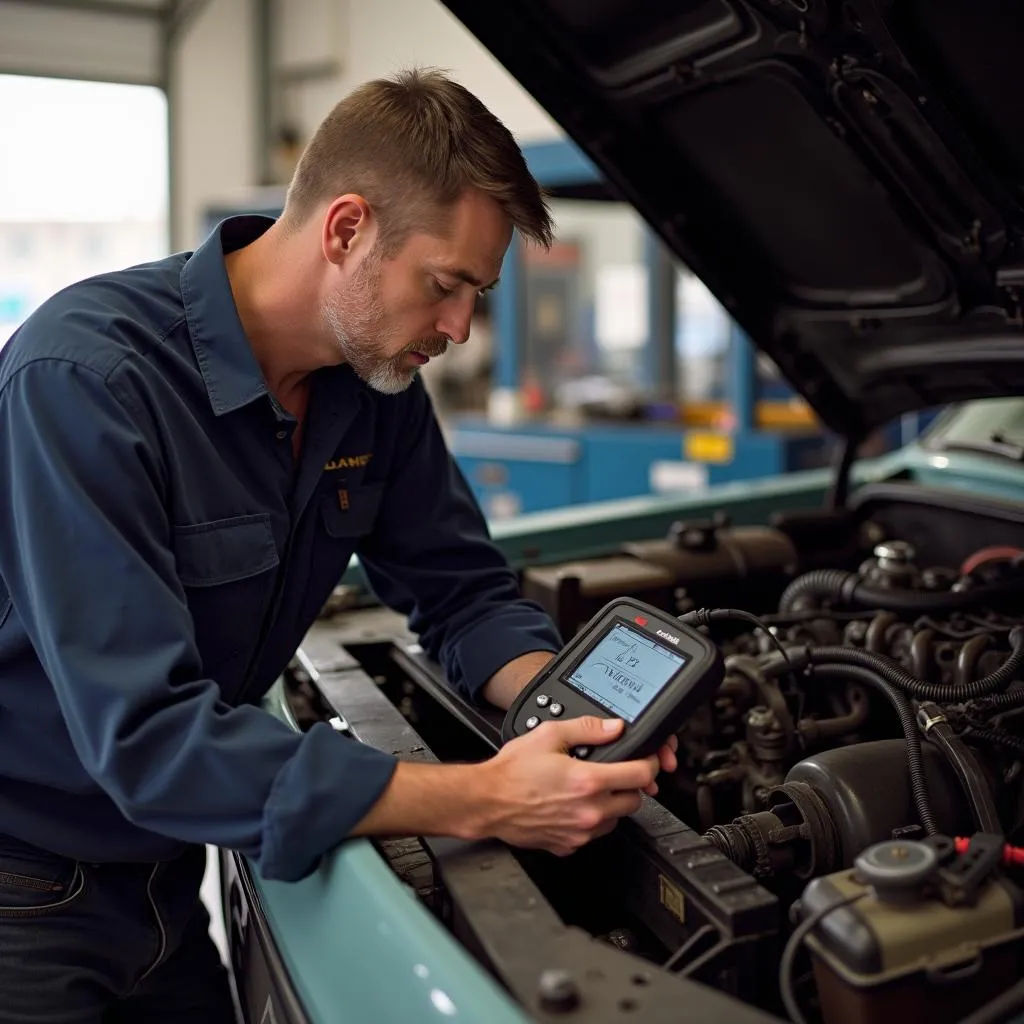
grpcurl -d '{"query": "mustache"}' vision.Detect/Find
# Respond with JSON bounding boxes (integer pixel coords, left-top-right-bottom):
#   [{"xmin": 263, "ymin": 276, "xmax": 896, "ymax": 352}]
[{"xmin": 406, "ymin": 336, "xmax": 450, "ymax": 359}]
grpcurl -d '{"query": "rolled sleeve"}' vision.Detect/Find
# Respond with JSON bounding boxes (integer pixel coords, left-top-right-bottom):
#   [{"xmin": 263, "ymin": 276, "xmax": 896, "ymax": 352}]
[
  {"xmin": 0, "ymin": 358, "xmax": 396, "ymax": 882},
  {"xmin": 356, "ymin": 383, "xmax": 563, "ymax": 702}
]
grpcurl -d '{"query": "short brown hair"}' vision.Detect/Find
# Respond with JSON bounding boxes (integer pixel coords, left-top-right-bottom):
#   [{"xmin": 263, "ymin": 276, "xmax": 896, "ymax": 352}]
[{"xmin": 281, "ymin": 67, "xmax": 553, "ymax": 253}]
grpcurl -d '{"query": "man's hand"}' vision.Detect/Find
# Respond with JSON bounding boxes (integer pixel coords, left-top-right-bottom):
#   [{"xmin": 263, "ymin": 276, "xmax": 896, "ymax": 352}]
[
  {"xmin": 481, "ymin": 651, "xmax": 679, "ymax": 787},
  {"xmin": 351, "ymin": 715, "xmax": 680, "ymax": 854},
  {"xmin": 471, "ymin": 715, "xmax": 665, "ymax": 857}
]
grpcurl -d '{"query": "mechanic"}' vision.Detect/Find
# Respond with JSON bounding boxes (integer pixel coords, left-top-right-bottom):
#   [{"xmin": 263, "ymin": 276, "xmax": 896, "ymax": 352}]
[{"xmin": 0, "ymin": 69, "xmax": 677, "ymax": 1022}]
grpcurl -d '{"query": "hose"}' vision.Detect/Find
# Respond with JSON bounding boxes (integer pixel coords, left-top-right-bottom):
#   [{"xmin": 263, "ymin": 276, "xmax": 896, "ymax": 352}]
[
  {"xmin": 779, "ymin": 568, "xmax": 1024, "ymax": 615},
  {"xmin": 919, "ymin": 705, "xmax": 1002, "ymax": 834},
  {"xmin": 803, "ymin": 627, "xmax": 1024, "ymax": 703},
  {"xmin": 780, "ymin": 892, "xmax": 866, "ymax": 1024},
  {"xmin": 964, "ymin": 727, "xmax": 1024, "ymax": 760},
  {"xmin": 967, "ymin": 686, "xmax": 1024, "ymax": 714},
  {"xmin": 812, "ymin": 664, "xmax": 937, "ymax": 835}
]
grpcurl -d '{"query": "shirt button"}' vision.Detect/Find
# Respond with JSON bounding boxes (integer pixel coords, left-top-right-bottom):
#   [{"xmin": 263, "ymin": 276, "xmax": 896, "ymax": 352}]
[{"xmin": 275, "ymin": 430, "xmax": 288, "ymax": 440}]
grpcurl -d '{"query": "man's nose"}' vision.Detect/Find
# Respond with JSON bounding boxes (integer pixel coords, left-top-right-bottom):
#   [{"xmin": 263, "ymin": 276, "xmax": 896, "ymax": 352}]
[{"xmin": 437, "ymin": 298, "xmax": 473, "ymax": 344}]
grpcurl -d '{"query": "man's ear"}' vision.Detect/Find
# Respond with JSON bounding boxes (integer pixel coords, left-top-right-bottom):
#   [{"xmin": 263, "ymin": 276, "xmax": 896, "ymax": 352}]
[{"xmin": 322, "ymin": 194, "xmax": 374, "ymax": 266}]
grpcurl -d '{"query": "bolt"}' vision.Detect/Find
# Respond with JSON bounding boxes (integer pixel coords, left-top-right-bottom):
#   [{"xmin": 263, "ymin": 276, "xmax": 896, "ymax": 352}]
[
  {"xmin": 874, "ymin": 540, "xmax": 916, "ymax": 564},
  {"xmin": 538, "ymin": 969, "xmax": 581, "ymax": 1013},
  {"xmin": 603, "ymin": 928, "xmax": 637, "ymax": 951}
]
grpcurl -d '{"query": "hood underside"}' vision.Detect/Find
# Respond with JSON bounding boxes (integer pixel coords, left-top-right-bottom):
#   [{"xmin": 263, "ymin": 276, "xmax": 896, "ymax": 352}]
[{"xmin": 443, "ymin": 0, "xmax": 1024, "ymax": 438}]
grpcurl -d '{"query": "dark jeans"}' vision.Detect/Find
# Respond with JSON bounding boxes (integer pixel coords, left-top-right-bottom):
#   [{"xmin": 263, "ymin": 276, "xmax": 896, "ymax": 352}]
[{"xmin": 0, "ymin": 833, "xmax": 236, "ymax": 1023}]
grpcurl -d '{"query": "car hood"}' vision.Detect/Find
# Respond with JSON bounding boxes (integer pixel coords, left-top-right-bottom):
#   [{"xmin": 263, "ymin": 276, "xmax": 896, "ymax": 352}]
[{"xmin": 442, "ymin": 0, "xmax": 1024, "ymax": 439}]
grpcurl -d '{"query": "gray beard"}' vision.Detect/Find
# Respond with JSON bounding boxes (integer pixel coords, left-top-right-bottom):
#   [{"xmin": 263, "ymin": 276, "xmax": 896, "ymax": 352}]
[{"xmin": 320, "ymin": 293, "xmax": 416, "ymax": 396}]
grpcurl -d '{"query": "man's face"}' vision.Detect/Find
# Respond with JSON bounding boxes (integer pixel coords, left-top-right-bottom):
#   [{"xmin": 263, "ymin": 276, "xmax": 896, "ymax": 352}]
[{"xmin": 321, "ymin": 189, "xmax": 512, "ymax": 394}]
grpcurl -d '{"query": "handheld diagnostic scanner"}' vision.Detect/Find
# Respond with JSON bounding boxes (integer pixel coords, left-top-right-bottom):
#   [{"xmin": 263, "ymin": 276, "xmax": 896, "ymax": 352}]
[{"xmin": 501, "ymin": 598, "xmax": 725, "ymax": 761}]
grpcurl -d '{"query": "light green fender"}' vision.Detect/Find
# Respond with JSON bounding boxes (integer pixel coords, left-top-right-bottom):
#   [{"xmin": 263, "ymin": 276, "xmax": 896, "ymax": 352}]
[{"xmin": 249, "ymin": 682, "xmax": 528, "ymax": 1023}]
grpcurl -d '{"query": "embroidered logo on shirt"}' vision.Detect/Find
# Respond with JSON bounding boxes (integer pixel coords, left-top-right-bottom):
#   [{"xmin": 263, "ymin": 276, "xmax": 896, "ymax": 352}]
[{"xmin": 324, "ymin": 452, "xmax": 373, "ymax": 471}]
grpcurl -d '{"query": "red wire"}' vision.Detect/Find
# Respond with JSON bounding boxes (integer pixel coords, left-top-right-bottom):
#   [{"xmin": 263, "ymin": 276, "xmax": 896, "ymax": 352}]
[
  {"xmin": 955, "ymin": 836, "xmax": 1024, "ymax": 866},
  {"xmin": 959, "ymin": 546, "xmax": 1024, "ymax": 577}
]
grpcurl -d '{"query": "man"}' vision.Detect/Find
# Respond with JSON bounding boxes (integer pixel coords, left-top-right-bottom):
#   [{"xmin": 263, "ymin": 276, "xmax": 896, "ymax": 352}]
[{"xmin": 0, "ymin": 69, "xmax": 677, "ymax": 1021}]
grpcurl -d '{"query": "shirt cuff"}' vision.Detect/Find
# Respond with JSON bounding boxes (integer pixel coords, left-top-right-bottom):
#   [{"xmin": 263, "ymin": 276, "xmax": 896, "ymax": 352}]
[
  {"xmin": 450, "ymin": 606, "xmax": 562, "ymax": 704},
  {"xmin": 259, "ymin": 722, "xmax": 398, "ymax": 881}
]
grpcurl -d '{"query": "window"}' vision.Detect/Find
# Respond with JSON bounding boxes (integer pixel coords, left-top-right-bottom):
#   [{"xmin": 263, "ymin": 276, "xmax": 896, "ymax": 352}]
[{"xmin": 0, "ymin": 74, "xmax": 168, "ymax": 347}]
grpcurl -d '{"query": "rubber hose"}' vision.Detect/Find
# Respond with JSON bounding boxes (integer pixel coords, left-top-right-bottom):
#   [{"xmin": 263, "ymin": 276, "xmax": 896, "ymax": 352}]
[
  {"xmin": 927, "ymin": 718, "xmax": 1001, "ymax": 833},
  {"xmin": 808, "ymin": 627, "xmax": 1024, "ymax": 703},
  {"xmin": 778, "ymin": 568, "xmax": 1024, "ymax": 615},
  {"xmin": 811, "ymin": 664, "xmax": 938, "ymax": 835},
  {"xmin": 779, "ymin": 569, "xmax": 856, "ymax": 613},
  {"xmin": 966, "ymin": 728, "xmax": 1024, "ymax": 759},
  {"xmin": 969, "ymin": 686, "xmax": 1024, "ymax": 713}
]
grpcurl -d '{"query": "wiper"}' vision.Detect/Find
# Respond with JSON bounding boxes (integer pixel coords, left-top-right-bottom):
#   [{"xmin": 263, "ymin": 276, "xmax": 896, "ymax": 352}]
[{"xmin": 940, "ymin": 432, "xmax": 1024, "ymax": 461}]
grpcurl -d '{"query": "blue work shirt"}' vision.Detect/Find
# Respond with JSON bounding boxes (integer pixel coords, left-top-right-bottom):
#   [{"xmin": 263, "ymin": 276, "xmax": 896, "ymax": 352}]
[{"xmin": 0, "ymin": 216, "xmax": 561, "ymax": 882}]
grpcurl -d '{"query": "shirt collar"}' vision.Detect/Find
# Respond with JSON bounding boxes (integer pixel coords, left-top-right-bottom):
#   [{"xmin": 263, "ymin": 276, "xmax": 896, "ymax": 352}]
[{"xmin": 180, "ymin": 215, "xmax": 275, "ymax": 417}]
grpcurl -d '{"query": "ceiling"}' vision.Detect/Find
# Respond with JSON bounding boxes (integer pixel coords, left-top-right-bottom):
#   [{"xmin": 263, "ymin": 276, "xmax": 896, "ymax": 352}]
[{"xmin": 0, "ymin": 0, "xmax": 210, "ymax": 85}]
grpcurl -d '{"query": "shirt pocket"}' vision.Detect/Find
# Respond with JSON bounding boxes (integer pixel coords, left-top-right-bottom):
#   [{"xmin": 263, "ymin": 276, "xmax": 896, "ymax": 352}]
[
  {"xmin": 320, "ymin": 482, "xmax": 386, "ymax": 540},
  {"xmin": 172, "ymin": 514, "xmax": 280, "ymax": 678},
  {"xmin": 301, "ymin": 483, "xmax": 385, "ymax": 623}
]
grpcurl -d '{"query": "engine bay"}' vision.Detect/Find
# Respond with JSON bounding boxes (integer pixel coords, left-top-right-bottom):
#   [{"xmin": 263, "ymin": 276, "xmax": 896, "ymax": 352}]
[{"xmin": 289, "ymin": 482, "xmax": 1024, "ymax": 1023}]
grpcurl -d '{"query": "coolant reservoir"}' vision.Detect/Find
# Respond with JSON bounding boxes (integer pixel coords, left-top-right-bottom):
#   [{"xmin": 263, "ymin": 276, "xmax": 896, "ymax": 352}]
[{"xmin": 800, "ymin": 838, "xmax": 1024, "ymax": 1024}]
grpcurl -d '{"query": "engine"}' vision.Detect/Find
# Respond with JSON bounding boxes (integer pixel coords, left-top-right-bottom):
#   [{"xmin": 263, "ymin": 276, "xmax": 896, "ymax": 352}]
[
  {"xmin": 515, "ymin": 502, "xmax": 1024, "ymax": 1021},
  {"xmin": 521, "ymin": 509, "xmax": 1024, "ymax": 860},
  {"xmin": 296, "ymin": 491, "xmax": 1024, "ymax": 1024},
  {"xmin": 695, "ymin": 544, "xmax": 1024, "ymax": 874}
]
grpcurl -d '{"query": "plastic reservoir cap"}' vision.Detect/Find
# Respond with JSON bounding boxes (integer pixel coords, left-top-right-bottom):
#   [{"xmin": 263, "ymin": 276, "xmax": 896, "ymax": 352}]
[{"xmin": 854, "ymin": 840, "xmax": 939, "ymax": 904}]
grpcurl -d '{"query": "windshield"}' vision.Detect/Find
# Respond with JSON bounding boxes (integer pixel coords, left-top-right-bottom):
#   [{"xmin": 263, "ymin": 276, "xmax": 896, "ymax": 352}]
[{"xmin": 923, "ymin": 397, "xmax": 1024, "ymax": 457}]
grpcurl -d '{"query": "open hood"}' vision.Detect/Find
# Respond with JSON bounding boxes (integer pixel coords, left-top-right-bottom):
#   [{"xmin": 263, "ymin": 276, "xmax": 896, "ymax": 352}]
[{"xmin": 442, "ymin": 0, "xmax": 1024, "ymax": 439}]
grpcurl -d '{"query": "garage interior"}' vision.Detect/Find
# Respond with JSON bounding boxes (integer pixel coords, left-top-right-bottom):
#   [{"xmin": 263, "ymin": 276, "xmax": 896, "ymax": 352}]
[{"xmin": 3, "ymin": 2, "xmax": 1024, "ymax": 1023}]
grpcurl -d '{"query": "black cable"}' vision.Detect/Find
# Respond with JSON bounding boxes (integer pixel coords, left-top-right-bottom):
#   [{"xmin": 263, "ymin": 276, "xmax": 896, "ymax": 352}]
[
  {"xmin": 679, "ymin": 607, "xmax": 792, "ymax": 670},
  {"xmin": 780, "ymin": 892, "xmax": 866, "ymax": 1024},
  {"xmin": 965, "ymin": 727, "xmax": 1024, "ymax": 759},
  {"xmin": 779, "ymin": 568, "xmax": 1024, "ymax": 616},
  {"xmin": 969, "ymin": 686, "xmax": 1024, "ymax": 714},
  {"xmin": 824, "ymin": 434, "xmax": 858, "ymax": 511},
  {"xmin": 812, "ymin": 664, "xmax": 938, "ymax": 835},
  {"xmin": 806, "ymin": 627, "xmax": 1024, "ymax": 703}
]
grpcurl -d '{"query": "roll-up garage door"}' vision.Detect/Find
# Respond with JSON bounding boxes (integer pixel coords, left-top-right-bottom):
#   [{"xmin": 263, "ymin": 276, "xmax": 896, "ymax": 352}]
[{"xmin": 0, "ymin": 1, "xmax": 164, "ymax": 86}]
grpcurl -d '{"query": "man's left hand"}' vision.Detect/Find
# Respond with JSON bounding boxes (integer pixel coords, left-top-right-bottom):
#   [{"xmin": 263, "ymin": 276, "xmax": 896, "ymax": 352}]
[{"xmin": 482, "ymin": 651, "xmax": 679, "ymax": 793}]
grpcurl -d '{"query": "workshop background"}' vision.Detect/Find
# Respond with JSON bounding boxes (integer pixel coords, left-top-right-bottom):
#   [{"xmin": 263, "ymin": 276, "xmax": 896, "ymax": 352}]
[
  {"xmin": 0, "ymin": 0, "xmax": 930, "ymax": 528},
  {"xmin": 0, "ymin": 0, "xmax": 936, "ymax": 970}
]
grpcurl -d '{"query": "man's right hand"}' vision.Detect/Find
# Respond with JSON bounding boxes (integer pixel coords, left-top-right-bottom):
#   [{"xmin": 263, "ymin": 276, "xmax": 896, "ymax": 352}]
[{"xmin": 471, "ymin": 716, "xmax": 660, "ymax": 857}]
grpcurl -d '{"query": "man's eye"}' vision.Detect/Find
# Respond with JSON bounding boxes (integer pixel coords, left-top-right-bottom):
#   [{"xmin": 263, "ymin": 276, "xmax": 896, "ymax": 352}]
[{"xmin": 432, "ymin": 278, "xmax": 455, "ymax": 299}]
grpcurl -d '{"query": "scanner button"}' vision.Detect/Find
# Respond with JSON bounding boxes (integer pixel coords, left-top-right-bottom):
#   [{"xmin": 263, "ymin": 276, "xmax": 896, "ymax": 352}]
[
  {"xmin": 549, "ymin": 702, "xmax": 564, "ymax": 717},
  {"xmin": 526, "ymin": 716, "xmax": 540, "ymax": 730},
  {"xmin": 535, "ymin": 694, "xmax": 551, "ymax": 708},
  {"xmin": 572, "ymin": 746, "xmax": 591, "ymax": 759}
]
